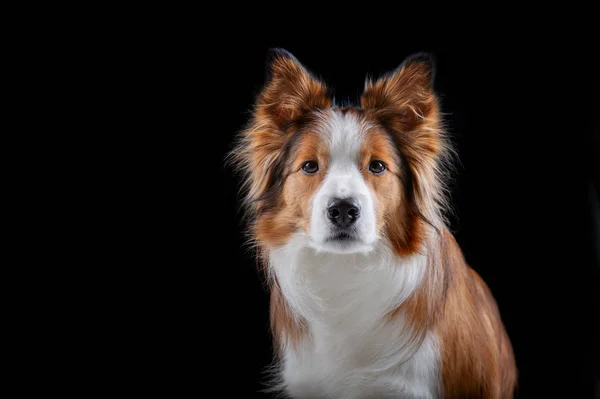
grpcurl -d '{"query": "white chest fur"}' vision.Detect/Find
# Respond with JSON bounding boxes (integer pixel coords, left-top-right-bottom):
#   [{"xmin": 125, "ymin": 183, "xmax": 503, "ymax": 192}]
[{"xmin": 269, "ymin": 235, "xmax": 441, "ymax": 399}]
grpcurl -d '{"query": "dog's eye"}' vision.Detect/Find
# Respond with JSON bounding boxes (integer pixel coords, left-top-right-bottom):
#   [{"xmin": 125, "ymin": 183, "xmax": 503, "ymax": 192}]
[
  {"xmin": 301, "ymin": 161, "xmax": 319, "ymax": 174},
  {"xmin": 368, "ymin": 160, "xmax": 386, "ymax": 174}
]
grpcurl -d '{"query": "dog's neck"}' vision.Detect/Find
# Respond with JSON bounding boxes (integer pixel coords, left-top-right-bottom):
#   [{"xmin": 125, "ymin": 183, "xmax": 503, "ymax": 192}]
[{"xmin": 269, "ymin": 233, "xmax": 433, "ymax": 335}]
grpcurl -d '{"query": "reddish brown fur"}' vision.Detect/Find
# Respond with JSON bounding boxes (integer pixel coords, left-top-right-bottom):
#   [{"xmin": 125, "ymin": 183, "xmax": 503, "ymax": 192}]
[
  {"xmin": 363, "ymin": 58, "xmax": 517, "ymax": 396},
  {"xmin": 359, "ymin": 129, "xmax": 403, "ymax": 238},
  {"xmin": 359, "ymin": 128, "xmax": 421, "ymax": 254},
  {"xmin": 385, "ymin": 229, "xmax": 517, "ymax": 398},
  {"xmin": 229, "ymin": 51, "xmax": 334, "ymax": 351},
  {"xmin": 436, "ymin": 230, "xmax": 517, "ymax": 398},
  {"xmin": 230, "ymin": 50, "xmax": 517, "ymax": 397},
  {"xmin": 255, "ymin": 132, "xmax": 328, "ymax": 246},
  {"xmin": 361, "ymin": 55, "xmax": 446, "ymax": 257},
  {"xmin": 230, "ymin": 50, "xmax": 333, "ymax": 248},
  {"xmin": 270, "ymin": 277, "xmax": 308, "ymax": 355}
]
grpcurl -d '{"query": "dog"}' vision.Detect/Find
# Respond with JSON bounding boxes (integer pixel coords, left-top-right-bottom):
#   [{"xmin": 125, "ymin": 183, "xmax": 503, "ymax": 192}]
[{"xmin": 229, "ymin": 48, "xmax": 517, "ymax": 398}]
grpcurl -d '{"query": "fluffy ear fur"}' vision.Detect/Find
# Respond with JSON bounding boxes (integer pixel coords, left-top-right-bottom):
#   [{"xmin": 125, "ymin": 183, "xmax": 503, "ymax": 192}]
[
  {"xmin": 361, "ymin": 53, "xmax": 451, "ymax": 255},
  {"xmin": 229, "ymin": 49, "xmax": 332, "ymax": 229},
  {"xmin": 258, "ymin": 48, "xmax": 332, "ymax": 128}
]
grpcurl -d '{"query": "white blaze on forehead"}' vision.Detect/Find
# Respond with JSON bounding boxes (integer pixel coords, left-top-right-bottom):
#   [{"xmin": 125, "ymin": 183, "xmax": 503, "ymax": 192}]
[
  {"xmin": 307, "ymin": 108, "xmax": 378, "ymax": 251},
  {"xmin": 316, "ymin": 109, "xmax": 369, "ymax": 171}
]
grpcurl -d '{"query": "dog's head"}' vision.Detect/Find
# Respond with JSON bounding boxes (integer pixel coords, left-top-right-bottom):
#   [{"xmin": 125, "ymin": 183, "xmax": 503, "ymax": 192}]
[{"xmin": 230, "ymin": 49, "xmax": 451, "ymax": 256}]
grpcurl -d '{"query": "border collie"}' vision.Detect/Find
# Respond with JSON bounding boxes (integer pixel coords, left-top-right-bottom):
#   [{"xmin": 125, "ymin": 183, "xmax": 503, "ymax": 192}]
[{"xmin": 229, "ymin": 48, "xmax": 517, "ymax": 399}]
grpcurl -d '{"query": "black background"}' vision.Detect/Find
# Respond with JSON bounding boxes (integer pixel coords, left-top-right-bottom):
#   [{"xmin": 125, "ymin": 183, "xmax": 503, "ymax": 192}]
[{"xmin": 136, "ymin": 28, "xmax": 599, "ymax": 398}]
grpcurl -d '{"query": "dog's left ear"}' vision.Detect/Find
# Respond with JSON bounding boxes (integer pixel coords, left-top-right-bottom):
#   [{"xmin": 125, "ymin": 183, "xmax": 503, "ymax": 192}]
[
  {"xmin": 361, "ymin": 52, "xmax": 438, "ymax": 135},
  {"xmin": 362, "ymin": 53, "xmax": 447, "ymax": 255}
]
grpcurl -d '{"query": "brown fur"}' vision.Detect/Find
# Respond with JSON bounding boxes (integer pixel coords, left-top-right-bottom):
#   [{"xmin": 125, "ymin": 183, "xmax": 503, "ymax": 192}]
[
  {"xmin": 436, "ymin": 230, "xmax": 518, "ymax": 398},
  {"xmin": 229, "ymin": 50, "xmax": 333, "ymax": 248},
  {"xmin": 255, "ymin": 131, "xmax": 327, "ymax": 246},
  {"xmin": 270, "ymin": 277, "xmax": 308, "ymax": 355},
  {"xmin": 385, "ymin": 229, "xmax": 517, "ymax": 398},
  {"xmin": 362, "ymin": 57, "xmax": 517, "ymax": 396},
  {"xmin": 361, "ymin": 54, "xmax": 449, "ymax": 257},
  {"xmin": 230, "ymin": 49, "xmax": 517, "ymax": 397},
  {"xmin": 229, "ymin": 51, "xmax": 333, "ymax": 350},
  {"xmin": 359, "ymin": 128, "xmax": 403, "ymax": 241}
]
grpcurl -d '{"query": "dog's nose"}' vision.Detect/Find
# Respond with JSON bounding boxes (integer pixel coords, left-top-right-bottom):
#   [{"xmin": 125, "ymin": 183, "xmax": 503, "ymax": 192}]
[{"xmin": 327, "ymin": 198, "xmax": 360, "ymax": 228}]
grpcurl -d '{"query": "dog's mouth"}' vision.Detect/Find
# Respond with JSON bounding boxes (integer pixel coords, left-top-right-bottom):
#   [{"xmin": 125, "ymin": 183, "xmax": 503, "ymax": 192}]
[
  {"xmin": 327, "ymin": 231, "xmax": 358, "ymax": 242},
  {"xmin": 313, "ymin": 229, "xmax": 372, "ymax": 254}
]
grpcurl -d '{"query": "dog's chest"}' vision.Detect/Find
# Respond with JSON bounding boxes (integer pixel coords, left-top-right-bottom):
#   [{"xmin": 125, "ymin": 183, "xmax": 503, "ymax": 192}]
[
  {"xmin": 281, "ymin": 329, "xmax": 440, "ymax": 399},
  {"xmin": 271, "ymin": 245, "xmax": 440, "ymax": 398}
]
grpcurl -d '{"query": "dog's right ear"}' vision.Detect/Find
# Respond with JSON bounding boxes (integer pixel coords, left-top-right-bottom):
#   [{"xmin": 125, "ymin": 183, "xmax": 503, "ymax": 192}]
[
  {"xmin": 256, "ymin": 48, "xmax": 332, "ymax": 129},
  {"xmin": 229, "ymin": 50, "xmax": 332, "ymax": 220}
]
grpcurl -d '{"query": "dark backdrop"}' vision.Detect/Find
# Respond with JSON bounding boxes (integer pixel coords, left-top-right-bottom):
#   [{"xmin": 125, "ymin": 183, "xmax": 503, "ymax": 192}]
[
  {"xmin": 210, "ymin": 40, "xmax": 599, "ymax": 397},
  {"xmin": 143, "ymin": 33, "xmax": 599, "ymax": 398}
]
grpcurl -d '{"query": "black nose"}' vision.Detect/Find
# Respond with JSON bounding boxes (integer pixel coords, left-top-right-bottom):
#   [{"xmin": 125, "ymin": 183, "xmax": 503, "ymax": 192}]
[{"xmin": 327, "ymin": 198, "xmax": 360, "ymax": 228}]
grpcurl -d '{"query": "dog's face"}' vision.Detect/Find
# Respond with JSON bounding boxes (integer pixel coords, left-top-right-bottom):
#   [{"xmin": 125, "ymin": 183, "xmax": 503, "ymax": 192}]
[
  {"xmin": 231, "ymin": 49, "xmax": 448, "ymax": 256},
  {"xmin": 275, "ymin": 110, "xmax": 402, "ymax": 254}
]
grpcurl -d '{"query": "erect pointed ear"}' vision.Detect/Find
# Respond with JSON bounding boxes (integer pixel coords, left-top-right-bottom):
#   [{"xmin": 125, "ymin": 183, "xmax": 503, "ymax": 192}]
[
  {"xmin": 361, "ymin": 53, "xmax": 449, "ymax": 255},
  {"xmin": 256, "ymin": 48, "xmax": 332, "ymax": 129},
  {"xmin": 360, "ymin": 53, "xmax": 443, "ymax": 184},
  {"xmin": 229, "ymin": 50, "xmax": 333, "ymax": 223},
  {"xmin": 361, "ymin": 52, "xmax": 437, "ymax": 133}
]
